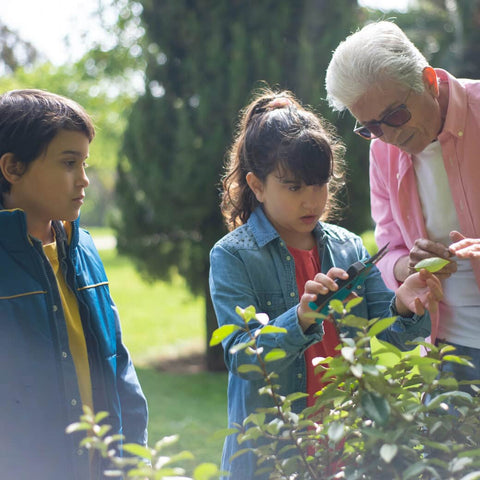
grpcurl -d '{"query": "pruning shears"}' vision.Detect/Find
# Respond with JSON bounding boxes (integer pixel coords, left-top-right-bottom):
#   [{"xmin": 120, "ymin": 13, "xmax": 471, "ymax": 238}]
[{"xmin": 308, "ymin": 243, "xmax": 389, "ymax": 315}]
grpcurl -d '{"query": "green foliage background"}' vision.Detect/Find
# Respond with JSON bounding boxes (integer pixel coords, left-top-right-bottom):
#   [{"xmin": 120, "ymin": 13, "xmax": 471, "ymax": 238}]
[{"xmin": 1, "ymin": 0, "xmax": 479, "ymax": 371}]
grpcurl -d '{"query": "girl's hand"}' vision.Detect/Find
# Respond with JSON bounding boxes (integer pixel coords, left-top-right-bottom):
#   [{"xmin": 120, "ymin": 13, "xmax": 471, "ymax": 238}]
[
  {"xmin": 297, "ymin": 268, "xmax": 349, "ymax": 331},
  {"xmin": 449, "ymin": 230, "xmax": 480, "ymax": 259},
  {"xmin": 395, "ymin": 269, "xmax": 443, "ymax": 316}
]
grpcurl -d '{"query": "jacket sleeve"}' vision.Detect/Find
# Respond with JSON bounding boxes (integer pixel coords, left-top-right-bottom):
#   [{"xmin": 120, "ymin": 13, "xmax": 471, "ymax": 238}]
[
  {"xmin": 209, "ymin": 244, "xmax": 323, "ymax": 381},
  {"xmin": 113, "ymin": 303, "xmax": 149, "ymax": 446},
  {"xmin": 369, "ymin": 142, "xmax": 409, "ymax": 290}
]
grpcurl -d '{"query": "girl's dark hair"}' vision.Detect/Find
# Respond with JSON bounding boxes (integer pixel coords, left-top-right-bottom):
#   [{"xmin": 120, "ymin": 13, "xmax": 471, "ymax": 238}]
[
  {"xmin": 0, "ymin": 89, "xmax": 95, "ymax": 195},
  {"xmin": 221, "ymin": 87, "xmax": 346, "ymax": 231}
]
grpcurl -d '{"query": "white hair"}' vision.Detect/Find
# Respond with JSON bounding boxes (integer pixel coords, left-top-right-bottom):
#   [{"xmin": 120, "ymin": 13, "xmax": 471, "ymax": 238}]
[{"xmin": 325, "ymin": 21, "xmax": 429, "ymax": 111}]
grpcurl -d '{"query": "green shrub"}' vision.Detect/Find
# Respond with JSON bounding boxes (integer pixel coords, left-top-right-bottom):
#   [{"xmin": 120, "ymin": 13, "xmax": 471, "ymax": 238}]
[
  {"xmin": 210, "ymin": 300, "xmax": 480, "ymax": 479},
  {"xmin": 69, "ymin": 298, "xmax": 480, "ymax": 479}
]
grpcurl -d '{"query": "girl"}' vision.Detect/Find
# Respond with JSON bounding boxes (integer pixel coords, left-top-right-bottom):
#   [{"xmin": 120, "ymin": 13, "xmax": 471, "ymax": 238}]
[{"xmin": 209, "ymin": 88, "xmax": 442, "ymax": 480}]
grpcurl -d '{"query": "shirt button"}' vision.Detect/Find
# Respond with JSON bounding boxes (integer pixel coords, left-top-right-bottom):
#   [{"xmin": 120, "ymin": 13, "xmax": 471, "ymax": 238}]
[
  {"xmin": 286, "ymin": 255, "xmax": 291, "ymax": 261},
  {"xmin": 266, "ymin": 300, "xmax": 272, "ymax": 306},
  {"xmin": 279, "ymin": 241, "xmax": 284, "ymax": 247},
  {"xmin": 297, "ymin": 373, "xmax": 303, "ymax": 379},
  {"xmin": 77, "ymin": 449, "xmax": 84, "ymax": 456},
  {"xmin": 290, "ymin": 292, "xmax": 295, "ymax": 297},
  {"xmin": 458, "ymin": 130, "xmax": 463, "ymax": 137},
  {"xmin": 62, "ymin": 351, "xmax": 68, "ymax": 358},
  {"xmin": 71, "ymin": 399, "xmax": 77, "ymax": 406},
  {"xmin": 357, "ymin": 285, "xmax": 362, "ymax": 290},
  {"xmin": 52, "ymin": 305, "xmax": 58, "ymax": 312}
]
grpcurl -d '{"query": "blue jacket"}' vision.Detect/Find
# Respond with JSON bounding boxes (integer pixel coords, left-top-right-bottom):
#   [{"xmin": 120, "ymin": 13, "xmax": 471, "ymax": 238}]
[
  {"xmin": 0, "ymin": 208, "xmax": 148, "ymax": 480},
  {"xmin": 209, "ymin": 207, "xmax": 431, "ymax": 480}
]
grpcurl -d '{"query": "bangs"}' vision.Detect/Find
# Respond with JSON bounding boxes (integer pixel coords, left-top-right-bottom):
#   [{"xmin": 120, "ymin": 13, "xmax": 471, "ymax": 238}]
[{"xmin": 277, "ymin": 135, "xmax": 333, "ymax": 186}]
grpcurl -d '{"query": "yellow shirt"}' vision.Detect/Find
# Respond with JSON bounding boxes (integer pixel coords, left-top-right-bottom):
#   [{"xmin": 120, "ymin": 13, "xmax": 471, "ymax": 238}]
[{"xmin": 43, "ymin": 237, "xmax": 93, "ymax": 410}]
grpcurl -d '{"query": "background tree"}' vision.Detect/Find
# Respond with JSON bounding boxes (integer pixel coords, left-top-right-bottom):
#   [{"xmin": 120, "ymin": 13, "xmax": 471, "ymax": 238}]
[
  {"xmin": 0, "ymin": 20, "xmax": 39, "ymax": 75},
  {"xmin": 0, "ymin": 1, "xmax": 145, "ymax": 227},
  {"xmin": 115, "ymin": 0, "xmax": 364, "ymax": 371},
  {"xmin": 113, "ymin": 0, "xmax": 479, "ymax": 371}
]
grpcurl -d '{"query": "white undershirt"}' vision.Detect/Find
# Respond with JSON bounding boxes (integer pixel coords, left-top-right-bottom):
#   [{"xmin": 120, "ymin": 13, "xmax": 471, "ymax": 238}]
[{"xmin": 413, "ymin": 141, "xmax": 480, "ymax": 348}]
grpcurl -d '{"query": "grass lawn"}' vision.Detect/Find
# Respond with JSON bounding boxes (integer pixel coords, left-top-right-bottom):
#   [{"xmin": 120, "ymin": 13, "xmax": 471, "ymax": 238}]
[{"xmin": 90, "ymin": 229, "xmax": 228, "ymax": 469}]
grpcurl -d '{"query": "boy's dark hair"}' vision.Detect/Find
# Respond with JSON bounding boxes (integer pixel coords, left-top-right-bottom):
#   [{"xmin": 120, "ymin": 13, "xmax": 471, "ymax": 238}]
[
  {"xmin": 0, "ymin": 89, "xmax": 95, "ymax": 195},
  {"xmin": 221, "ymin": 87, "xmax": 346, "ymax": 231}
]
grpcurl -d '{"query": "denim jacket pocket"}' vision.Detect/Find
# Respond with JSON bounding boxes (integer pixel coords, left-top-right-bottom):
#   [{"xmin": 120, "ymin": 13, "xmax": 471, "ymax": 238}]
[{"xmin": 256, "ymin": 291, "xmax": 289, "ymax": 321}]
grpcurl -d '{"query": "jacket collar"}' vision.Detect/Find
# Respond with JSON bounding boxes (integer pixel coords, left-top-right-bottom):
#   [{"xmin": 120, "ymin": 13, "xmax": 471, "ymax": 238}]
[{"xmin": 0, "ymin": 202, "xmax": 79, "ymax": 253}]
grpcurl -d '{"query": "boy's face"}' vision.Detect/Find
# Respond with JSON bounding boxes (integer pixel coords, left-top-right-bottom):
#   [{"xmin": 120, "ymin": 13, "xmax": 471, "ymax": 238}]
[{"xmin": 11, "ymin": 129, "xmax": 90, "ymax": 235}]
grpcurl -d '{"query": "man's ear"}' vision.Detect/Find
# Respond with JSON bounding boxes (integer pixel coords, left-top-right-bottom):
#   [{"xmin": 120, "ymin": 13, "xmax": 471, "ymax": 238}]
[
  {"xmin": 0, "ymin": 153, "xmax": 25, "ymax": 183},
  {"xmin": 246, "ymin": 172, "xmax": 264, "ymax": 203},
  {"xmin": 422, "ymin": 66, "xmax": 439, "ymax": 97}
]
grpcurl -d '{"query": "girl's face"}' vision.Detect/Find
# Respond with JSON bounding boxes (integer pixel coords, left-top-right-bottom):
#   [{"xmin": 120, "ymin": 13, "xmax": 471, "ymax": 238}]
[{"xmin": 247, "ymin": 169, "xmax": 328, "ymax": 250}]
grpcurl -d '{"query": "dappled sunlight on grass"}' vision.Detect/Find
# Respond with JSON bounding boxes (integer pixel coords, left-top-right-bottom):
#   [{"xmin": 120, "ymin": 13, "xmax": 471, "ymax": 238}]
[{"xmin": 97, "ymin": 247, "xmax": 206, "ymax": 366}]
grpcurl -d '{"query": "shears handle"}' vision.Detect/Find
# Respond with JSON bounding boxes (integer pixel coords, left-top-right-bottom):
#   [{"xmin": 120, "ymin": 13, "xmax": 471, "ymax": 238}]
[{"xmin": 308, "ymin": 261, "xmax": 366, "ymax": 315}]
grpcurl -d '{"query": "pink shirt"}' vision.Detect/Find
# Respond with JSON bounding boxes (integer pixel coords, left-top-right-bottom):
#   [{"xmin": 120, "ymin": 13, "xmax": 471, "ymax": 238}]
[{"xmin": 369, "ymin": 69, "xmax": 480, "ymax": 342}]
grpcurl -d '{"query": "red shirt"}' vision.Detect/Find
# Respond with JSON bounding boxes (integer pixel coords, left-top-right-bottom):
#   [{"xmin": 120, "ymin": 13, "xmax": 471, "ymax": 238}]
[{"xmin": 288, "ymin": 244, "xmax": 340, "ymax": 406}]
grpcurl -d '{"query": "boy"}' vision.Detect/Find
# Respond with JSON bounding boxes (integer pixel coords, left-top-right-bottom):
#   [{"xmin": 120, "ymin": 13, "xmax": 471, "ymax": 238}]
[{"xmin": 0, "ymin": 89, "xmax": 148, "ymax": 480}]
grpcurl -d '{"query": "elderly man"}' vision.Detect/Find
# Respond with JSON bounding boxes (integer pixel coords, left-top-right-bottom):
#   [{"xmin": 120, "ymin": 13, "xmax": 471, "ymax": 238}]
[{"xmin": 325, "ymin": 20, "xmax": 480, "ymax": 388}]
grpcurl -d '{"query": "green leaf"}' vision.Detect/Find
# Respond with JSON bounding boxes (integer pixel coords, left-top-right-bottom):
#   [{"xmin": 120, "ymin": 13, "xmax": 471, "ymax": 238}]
[
  {"xmin": 329, "ymin": 299, "xmax": 345, "ymax": 314},
  {"xmin": 229, "ymin": 339, "xmax": 255, "ymax": 355},
  {"xmin": 122, "ymin": 443, "xmax": 152, "ymax": 459},
  {"xmin": 350, "ymin": 364, "xmax": 363, "ymax": 378},
  {"xmin": 210, "ymin": 428, "xmax": 238, "ymax": 441},
  {"xmin": 442, "ymin": 354, "xmax": 474, "ymax": 367},
  {"xmin": 65, "ymin": 421, "xmax": 91, "ymax": 434},
  {"xmin": 361, "ymin": 391, "xmax": 391, "ymax": 425},
  {"xmin": 258, "ymin": 325, "xmax": 287, "ymax": 335},
  {"xmin": 341, "ymin": 314, "xmax": 369, "ymax": 329},
  {"xmin": 238, "ymin": 305, "xmax": 258, "ymax": 323},
  {"xmin": 345, "ymin": 296, "xmax": 364, "ymax": 311},
  {"xmin": 380, "ymin": 443, "xmax": 398, "ymax": 463},
  {"xmin": 285, "ymin": 392, "xmax": 309, "ymax": 403},
  {"xmin": 154, "ymin": 434, "xmax": 179, "ymax": 449},
  {"xmin": 341, "ymin": 346, "xmax": 355, "ymax": 363},
  {"xmin": 245, "ymin": 413, "xmax": 266, "ymax": 426},
  {"xmin": 237, "ymin": 364, "xmax": 263, "ymax": 374},
  {"xmin": 94, "ymin": 411, "xmax": 110, "ymax": 423},
  {"xmin": 368, "ymin": 316, "xmax": 397, "ymax": 337},
  {"xmin": 193, "ymin": 462, "xmax": 222, "ymax": 480},
  {"xmin": 264, "ymin": 348, "xmax": 287, "ymax": 362},
  {"xmin": 209, "ymin": 324, "xmax": 240, "ymax": 346},
  {"xmin": 328, "ymin": 421, "xmax": 345, "ymax": 443},
  {"xmin": 414, "ymin": 257, "xmax": 450, "ymax": 272}
]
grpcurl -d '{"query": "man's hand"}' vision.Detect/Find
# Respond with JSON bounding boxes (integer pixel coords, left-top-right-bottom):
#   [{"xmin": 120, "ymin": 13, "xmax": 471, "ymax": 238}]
[
  {"xmin": 395, "ymin": 238, "xmax": 457, "ymax": 282},
  {"xmin": 449, "ymin": 230, "xmax": 480, "ymax": 259}
]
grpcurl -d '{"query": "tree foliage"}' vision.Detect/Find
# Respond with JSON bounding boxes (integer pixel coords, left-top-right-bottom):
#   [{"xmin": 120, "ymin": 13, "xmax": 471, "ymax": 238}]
[
  {"xmin": 115, "ymin": 0, "xmax": 363, "ymax": 370},
  {"xmin": 0, "ymin": 0, "xmax": 145, "ymax": 226},
  {"xmin": 0, "ymin": 20, "xmax": 39, "ymax": 75}
]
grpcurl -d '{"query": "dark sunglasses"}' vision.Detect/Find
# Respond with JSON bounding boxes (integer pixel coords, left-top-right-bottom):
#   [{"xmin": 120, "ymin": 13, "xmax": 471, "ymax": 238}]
[{"xmin": 353, "ymin": 91, "xmax": 412, "ymax": 140}]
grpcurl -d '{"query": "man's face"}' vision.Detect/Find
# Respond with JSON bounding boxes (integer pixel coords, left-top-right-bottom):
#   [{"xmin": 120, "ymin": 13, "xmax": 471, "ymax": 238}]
[{"xmin": 349, "ymin": 77, "xmax": 442, "ymax": 155}]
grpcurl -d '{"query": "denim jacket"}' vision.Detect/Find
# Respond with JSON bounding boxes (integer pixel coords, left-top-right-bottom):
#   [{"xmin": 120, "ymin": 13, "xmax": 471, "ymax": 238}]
[
  {"xmin": 0, "ymin": 207, "xmax": 148, "ymax": 480},
  {"xmin": 209, "ymin": 206, "xmax": 431, "ymax": 480}
]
